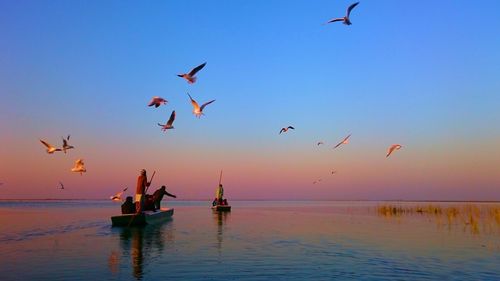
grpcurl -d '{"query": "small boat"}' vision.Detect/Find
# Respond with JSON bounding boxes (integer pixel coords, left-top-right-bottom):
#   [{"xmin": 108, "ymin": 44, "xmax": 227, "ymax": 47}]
[
  {"xmin": 111, "ymin": 208, "xmax": 174, "ymax": 227},
  {"xmin": 212, "ymin": 205, "xmax": 231, "ymax": 212}
]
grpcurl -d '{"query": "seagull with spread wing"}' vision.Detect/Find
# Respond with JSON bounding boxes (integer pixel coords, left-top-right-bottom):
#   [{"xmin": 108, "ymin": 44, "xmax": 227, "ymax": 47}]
[
  {"xmin": 62, "ymin": 135, "xmax": 74, "ymax": 154},
  {"xmin": 279, "ymin": 126, "xmax": 295, "ymax": 134},
  {"xmin": 317, "ymin": 141, "xmax": 324, "ymax": 146},
  {"xmin": 386, "ymin": 144, "xmax": 403, "ymax": 158},
  {"xmin": 177, "ymin": 62, "xmax": 206, "ymax": 84},
  {"xmin": 158, "ymin": 110, "xmax": 176, "ymax": 131},
  {"xmin": 110, "ymin": 187, "xmax": 128, "ymax": 202},
  {"xmin": 148, "ymin": 96, "xmax": 168, "ymax": 108},
  {"xmin": 188, "ymin": 93, "xmax": 215, "ymax": 118},
  {"xmin": 326, "ymin": 2, "xmax": 359, "ymax": 25},
  {"xmin": 333, "ymin": 134, "xmax": 351, "ymax": 149},
  {"xmin": 58, "ymin": 181, "xmax": 65, "ymax": 190},
  {"xmin": 39, "ymin": 139, "xmax": 62, "ymax": 154},
  {"xmin": 71, "ymin": 159, "xmax": 86, "ymax": 175}
]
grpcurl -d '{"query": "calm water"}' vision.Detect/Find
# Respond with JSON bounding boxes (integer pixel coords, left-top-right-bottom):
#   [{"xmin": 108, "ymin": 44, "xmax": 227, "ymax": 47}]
[{"xmin": 1, "ymin": 200, "xmax": 499, "ymax": 280}]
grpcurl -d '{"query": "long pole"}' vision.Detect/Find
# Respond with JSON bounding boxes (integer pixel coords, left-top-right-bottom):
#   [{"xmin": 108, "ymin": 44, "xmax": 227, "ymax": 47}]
[
  {"xmin": 218, "ymin": 170, "xmax": 223, "ymax": 185},
  {"xmin": 145, "ymin": 170, "xmax": 156, "ymax": 194}
]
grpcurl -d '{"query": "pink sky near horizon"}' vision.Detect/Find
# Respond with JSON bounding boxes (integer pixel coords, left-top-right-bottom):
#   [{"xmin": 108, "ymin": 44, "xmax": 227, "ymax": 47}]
[{"xmin": 1, "ymin": 129, "xmax": 499, "ymax": 201}]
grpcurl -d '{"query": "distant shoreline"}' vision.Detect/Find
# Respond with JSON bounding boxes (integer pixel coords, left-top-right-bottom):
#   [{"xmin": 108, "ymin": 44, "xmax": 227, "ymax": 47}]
[{"xmin": 1, "ymin": 199, "xmax": 500, "ymax": 203}]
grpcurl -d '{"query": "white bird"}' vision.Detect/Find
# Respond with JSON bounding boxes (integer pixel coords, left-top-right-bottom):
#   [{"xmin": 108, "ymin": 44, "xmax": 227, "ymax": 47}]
[
  {"xmin": 110, "ymin": 187, "xmax": 128, "ymax": 202},
  {"xmin": 158, "ymin": 110, "xmax": 176, "ymax": 131},
  {"xmin": 177, "ymin": 62, "xmax": 206, "ymax": 84},
  {"xmin": 317, "ymin": 141, "xmax": 324, "ymax": 146},
  {"xmin": 62, "ymin": 135, "xmax": 74, "ymax": 154},
  {"xmin": 279, "ymin": 126, "xmax": 295, "ymax": 134},
  {"xmin": 188, "ymin": 93, "xmax": 215, "ymax": 118},
  {"xmin": 333, "ymin": 134, "xmax": 351, "ymax": 149},
  {"xmin": 386, "ymin": 144, "xmax": 403, "ymax": 158},
  {"xmin": 148, "ymin": 96, "xmax": 168, "ymax": 108},
  {"xmin": 39, "ymin": 139, "xmax": 62, "ymax": 154},
  {"xmin": 58, "ymin": 181, "xmax": 65, "ymax": 190},
  {"xmin": 326, "ymin": 2, "xmax": 360, "ymax": 25},
  {"xmin": 71, "ymin": 159, "xmax": 86, "ymax": 175}
]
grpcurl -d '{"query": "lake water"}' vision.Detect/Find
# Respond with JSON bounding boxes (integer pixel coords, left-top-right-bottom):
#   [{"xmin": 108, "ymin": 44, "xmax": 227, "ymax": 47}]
[{"xmin": 1, "ymin": 200, "xmax": 499, "ymax": 280}]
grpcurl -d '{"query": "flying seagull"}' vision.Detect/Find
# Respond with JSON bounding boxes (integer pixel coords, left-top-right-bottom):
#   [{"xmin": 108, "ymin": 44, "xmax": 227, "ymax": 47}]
[
  {"xmin": 331, "ymin": 170, "xmax": 337, "ymax": 175},
  {"xmin": 333, "ymin": 134, "xmax": 351, "ymax": 149},
  {"xmin": 110, "ymin": 187, "xmax": 128, "ymax": 202},
  {"xmin": 148, "ymin": 96, "xmax": 168, "ymax": 108},
  {"xmin": 158, "ymin": 110, "xmax": 176, "ymax": 131},
  {"xmin": 317, "ymin": 141, "xmax": 324, "ymax": 146},
  {"xmin": 62, "ymin": 135, "xmax": 74, "ymax": 154},
  {"xmin": 279, "ymin": 126, "xmax": 295, "ymax": 134},
  {"xmin": 188, "ymin": 93, "xmax": 215, "ymax": 118},
  {"xmin": 386, "ymin": 144, "xmax": 403, "ymax": 158},
  {"xmin": 58, "ymin": 181, "xmax": 65, "ymax": 190},
  {"xmin": 71, "ymin": 159, "xmax": 86, "ymax": 175},
  {"xmin": 39, "ymin": 139, "xmax": 62, "ymax": 154},
  {"xmin": 326, "ymin": 2, "xmax": 359, "ymax": 25},
  {"xmin": 178, "ymin": 62, "xmax": 206, "ymax": 84}
]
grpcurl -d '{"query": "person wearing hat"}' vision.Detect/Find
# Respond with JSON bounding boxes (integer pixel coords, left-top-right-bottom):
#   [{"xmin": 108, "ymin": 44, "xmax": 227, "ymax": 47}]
[
  {"xmin": 152, "ymin": 185, "xmax": 177, "ymax": 210},
  {"xmin": 135, "ymin": 169, "xmax": 151, "ymax": 213}
]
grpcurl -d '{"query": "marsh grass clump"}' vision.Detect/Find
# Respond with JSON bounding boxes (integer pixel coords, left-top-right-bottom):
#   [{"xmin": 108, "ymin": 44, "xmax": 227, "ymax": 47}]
[{"xmin": 377, "ymin": 203, "xmax": 500, "ymax": 235}]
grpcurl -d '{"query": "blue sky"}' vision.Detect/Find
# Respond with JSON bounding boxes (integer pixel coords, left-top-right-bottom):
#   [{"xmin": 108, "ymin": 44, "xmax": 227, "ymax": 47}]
[{"xmin": 1, "ymin": 1, "xmax": 499, "ymax": 200}]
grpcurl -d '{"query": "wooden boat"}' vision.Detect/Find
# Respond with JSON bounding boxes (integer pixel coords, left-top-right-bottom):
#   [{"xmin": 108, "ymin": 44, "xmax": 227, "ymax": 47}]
[
  {"xmin": 111, "ymin": 208, "xmax": 174, "ymax": 227},
  {"xmin": 212, "ymin": 205, "xmax": 231, "ymax": 212}
]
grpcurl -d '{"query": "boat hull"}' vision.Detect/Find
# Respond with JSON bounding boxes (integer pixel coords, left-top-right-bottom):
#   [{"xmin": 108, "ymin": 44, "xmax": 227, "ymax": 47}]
[
  {"xmin": 111, "ymin": 208, "xmax": 174, "ymax": 227},
  {"xmin": 212, "ymin": 205, "xmax": 231, "ymax": 212}
]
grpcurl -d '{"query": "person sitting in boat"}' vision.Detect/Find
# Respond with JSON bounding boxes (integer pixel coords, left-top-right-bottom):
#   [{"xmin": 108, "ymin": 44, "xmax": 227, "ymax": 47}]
[
  {"xmin": 152, "ymin": 185, "xmax": 176, "ymax": 211},
  {"xmin": 215, "ymin": 184, "xmax": 224, "ymax": 205},
  {"xmin": 143, "ymin": 194, "xmax": 155, "ymax": 211},
  {"xmin": 121, "ymin": 196, "xmax": 135, "ymax": 214},
  {"xmin": 135, "ymin": 169, "xmax": 151, "ymax": 213}
]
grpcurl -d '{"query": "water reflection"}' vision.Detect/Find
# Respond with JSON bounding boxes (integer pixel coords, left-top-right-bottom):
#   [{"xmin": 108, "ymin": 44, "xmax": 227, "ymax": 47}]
[
  {"xmin": 213, "ymin": 210, "xmax": 230, "ymax": 255},
  {"xmin": 109, "ymin": 220, "xmax": 174, "ymax": 280}
]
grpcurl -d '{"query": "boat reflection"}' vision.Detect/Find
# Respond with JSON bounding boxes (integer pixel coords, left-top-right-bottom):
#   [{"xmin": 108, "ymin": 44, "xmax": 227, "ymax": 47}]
[
  {"xmin": 109, "ymin": 221, "xmax": 175, "ymax": 280},
  {"xmin": 213, "ymin": 209, "xmax": 230, "ymax": 255}
]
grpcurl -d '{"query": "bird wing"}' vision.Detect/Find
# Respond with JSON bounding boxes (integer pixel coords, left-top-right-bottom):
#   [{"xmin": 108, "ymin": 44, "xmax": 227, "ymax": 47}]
[
  {"xmin": 188, "ymin": 93, "xmax": 200, "ymax": 111},
  {"xmin": 200, "ymin": 99, "xmax": 216, "ymax": 111},
  {"xmin": 188, "ymin": 62, "xmax": 206, "ymax": 76},
  {"xmin": 343, "ymin": 134, "xmax": 352, "ymax": 142},
  {"xmin": 279, "ymin": 128, "xmax": 285, "ymax": 134},
  {"xmin": 122, "ymin": 187, "xmax": 128, "ymax": 192},
  {"xmin": 327, "ymin": 18, "xmax": 344, "ymax": 23},
  {"xmin": 346, "ymin": 2, "xmax": 359, "ymax": 17},
  {"xmin": 288, "ymin": 126, "xmax": 295, "ymax": 130},
  {"xmin": 167, "ymin": 110, "xmax": 176, "ymax": 126},
  {"xmin": 333, "ymin": 140, "xmax": 343, "ymax": 149},
  {"xmin": 62, "ymin": 138, "xmax": 68, "ymax": 146},
  {"xmin": 387, "ymin": 146, "xmax": 395, "ymax": 157},
  {"xmin": 40, "ymin": 140, "xmax": 52, "ymax": 149},
  {"xmin": 147, "ymin": 98, "xmax": 156, "ymax": 106},
  {"xmin": 67, "ymin": 135, "xmax": 70, "ymax": 141}
]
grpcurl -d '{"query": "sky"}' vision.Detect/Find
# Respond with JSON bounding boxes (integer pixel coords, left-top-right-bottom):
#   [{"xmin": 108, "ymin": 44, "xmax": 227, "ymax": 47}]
[{"xmin": 0, "ymin": 0, "xmax": 499, "ymax": 200}]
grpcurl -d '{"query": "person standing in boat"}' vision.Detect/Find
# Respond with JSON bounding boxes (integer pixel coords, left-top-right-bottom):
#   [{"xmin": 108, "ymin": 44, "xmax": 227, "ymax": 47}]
[
  {"xmin": 214, "ymin": 184, "xmax": 224, "ymax": 205},
  {"xmin": 135, "ymin": 169, "xmax": 151, "ymax": 213},
  {"xmin": 152, "ymin": 185, "xmax": 176, "ymax": 210}
]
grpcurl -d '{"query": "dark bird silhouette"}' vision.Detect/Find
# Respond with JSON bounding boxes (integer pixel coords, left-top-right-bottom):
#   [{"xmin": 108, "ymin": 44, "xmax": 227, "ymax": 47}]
[
  {"xmin": 158, "ymin": 110, "xmax": 176, "ymax": 131},
  {"xmin": 177, "ymin": 62, "xmax": 207, "ymax": 84},
  {"xmin": 326, "ymin": 2, "xmax": 359, "ymax": 25},
  {"xmin": 279, "ymin": 126, "xmax": 295, "ymax": 134}
]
